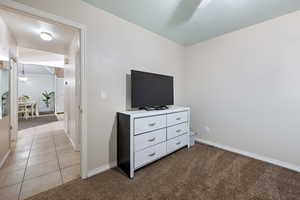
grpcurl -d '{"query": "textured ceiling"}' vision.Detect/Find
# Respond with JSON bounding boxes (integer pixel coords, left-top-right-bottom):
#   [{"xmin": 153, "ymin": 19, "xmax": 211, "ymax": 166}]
[
  {"xmin": 83, "ymin": 0, "xmax": 300, "ymax": 46},
  {"xmin": 0, "ymin": 8, "xmax": 77, "ymax": 55}
]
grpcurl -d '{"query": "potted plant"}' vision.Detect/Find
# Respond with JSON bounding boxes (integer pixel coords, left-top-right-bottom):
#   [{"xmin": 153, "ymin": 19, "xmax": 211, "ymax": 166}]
[{"xmin": 42, "ymin": 91, "xmax": 55, "ymax": 108}]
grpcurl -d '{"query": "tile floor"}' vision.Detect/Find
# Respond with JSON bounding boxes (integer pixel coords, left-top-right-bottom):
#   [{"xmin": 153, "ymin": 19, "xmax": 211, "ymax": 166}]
[{"xmin": 0, "ymin": 120, "xmax": 81, "ymax": 200}]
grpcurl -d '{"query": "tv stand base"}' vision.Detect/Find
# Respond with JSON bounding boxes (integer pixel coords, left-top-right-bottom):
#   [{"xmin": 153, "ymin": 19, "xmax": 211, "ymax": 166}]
[{"xmin": 140, "ymin": 106, "xmax": 169, "ymax": 111}]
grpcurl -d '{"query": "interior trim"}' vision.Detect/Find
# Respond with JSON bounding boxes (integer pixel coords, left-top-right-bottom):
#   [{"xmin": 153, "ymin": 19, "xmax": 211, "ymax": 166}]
[
  {"xmin": 64, "ymin": 130, "xmax": 80, "ymax": 152},
  {"xmin": 196, "ymin": 138, "xmax": 300, "ymax": 173},
  {"xmin": 87, "ymin": 162, "xmax": 117, "ymax": 178},
  {"xmin": 0, "ymin": 149, "xmax": 11, "ymax": 168}
]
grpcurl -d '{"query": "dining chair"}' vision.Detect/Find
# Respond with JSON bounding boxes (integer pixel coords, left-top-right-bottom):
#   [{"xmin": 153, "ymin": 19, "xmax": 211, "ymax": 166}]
[
  {"xmin": 18, "ymin": 104, "xmax": 29, "ymax": 120},
  {"xmin": 30, "ymin": 103, "xmax": 38, "ymax": 117}
]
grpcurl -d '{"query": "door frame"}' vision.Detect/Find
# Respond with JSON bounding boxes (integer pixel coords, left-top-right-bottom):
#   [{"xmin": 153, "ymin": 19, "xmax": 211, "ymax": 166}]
[
  {"xmin": 0, "ymin": 0, "xmax": 89, "ymax": 179},
  {"xmin": 0, "ymin": 61, "xmax": 12, "ymax": 168},
  {"xmin": 9, "ymin": 57, "xmax": 18, "ymax": 141}
]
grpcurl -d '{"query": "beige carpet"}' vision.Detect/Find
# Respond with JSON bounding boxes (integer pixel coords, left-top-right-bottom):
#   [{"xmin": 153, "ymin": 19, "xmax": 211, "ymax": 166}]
[{"xmin": 26, "ymin": 143, "xmax": 300, "ymax": 200}]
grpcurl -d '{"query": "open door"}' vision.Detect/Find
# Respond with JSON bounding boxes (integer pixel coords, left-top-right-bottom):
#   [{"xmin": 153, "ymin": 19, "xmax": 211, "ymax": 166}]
[{"xmin": 0, "ymin": 60, "xmax": 11, "ymax": 165}]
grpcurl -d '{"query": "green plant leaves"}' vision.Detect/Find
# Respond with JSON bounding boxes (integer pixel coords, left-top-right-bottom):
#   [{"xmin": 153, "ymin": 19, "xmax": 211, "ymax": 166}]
[{"xmin": 41, "ymin": 91, "xmax": 55, "ymax": 108}]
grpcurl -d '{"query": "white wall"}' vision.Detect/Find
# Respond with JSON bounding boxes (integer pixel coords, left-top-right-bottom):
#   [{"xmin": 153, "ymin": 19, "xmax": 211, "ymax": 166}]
[
  {"xmin": 185, "ymin": 11, "xmax": 300, "ymax": 167},
  {"xmin": 0, "ymin": 16, "xmax": 14, "ymax": 61},
  {"xmin": 0, "ymin": 69, "xmax": 9, "ymax": 117},
  {"xmin": 18, "ymin": 73, "xmax": 55, "ymax": 112},
  {"xmin": 15, "ymin": 0, "xmax": 185, "ymax": 173},
  {"xmin": 0, "ymin": 16, "xmax": 17, "ymax": 166}
]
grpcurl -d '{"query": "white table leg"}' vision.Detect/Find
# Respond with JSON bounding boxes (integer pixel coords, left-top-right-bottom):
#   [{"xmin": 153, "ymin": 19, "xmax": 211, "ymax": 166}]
[
  {"xmin": 31, "ymin": 104, "xmax": 34, "ymax": 118},
  {"xmin": 25, "ymin": 109, "xmax": 29, "ymax": 120},
  {"xmin": 35, "ymin": 105, "xmax": 39, "ymax": 117}
]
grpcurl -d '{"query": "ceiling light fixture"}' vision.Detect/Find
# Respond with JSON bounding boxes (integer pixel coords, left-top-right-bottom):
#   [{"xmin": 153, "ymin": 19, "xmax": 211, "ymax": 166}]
[
  {"xmin": 40, "ymin": 32, "xmax": 53, "ymax": 41},
  {"xmin": 199, "ymin": 0, "xmax": 212, "ymax": 8}
]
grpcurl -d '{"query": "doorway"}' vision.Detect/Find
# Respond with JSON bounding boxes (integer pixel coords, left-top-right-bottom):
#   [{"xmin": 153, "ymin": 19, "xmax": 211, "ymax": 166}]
[
  {"xmin": 0, "ymin": 60, "xmax": 11, "ymax": 168},
  {"xmin": 0, "ymin": 3, "xmax": 87, "ymax": 200}
]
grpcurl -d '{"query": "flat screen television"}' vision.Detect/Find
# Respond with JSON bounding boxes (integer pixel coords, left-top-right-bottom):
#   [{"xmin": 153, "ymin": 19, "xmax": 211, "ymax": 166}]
[{"xmin": 131, "ymin": 70, "xmax": 174, "ymax": 109}]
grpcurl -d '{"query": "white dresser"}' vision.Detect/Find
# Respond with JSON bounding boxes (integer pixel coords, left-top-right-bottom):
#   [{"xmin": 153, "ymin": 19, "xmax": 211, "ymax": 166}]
[{"xmin": 117, "ymin": 106, "xmax": 190, "ymax": 178}]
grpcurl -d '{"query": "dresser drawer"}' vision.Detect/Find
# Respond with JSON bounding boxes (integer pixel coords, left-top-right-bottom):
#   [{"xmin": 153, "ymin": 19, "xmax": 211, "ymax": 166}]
[
  {"xmin": 167, "ymin": 111, "xmax": 188, "ymax": 126},
  {"xmin": 134, "ymin": 115, "xmax": 166, "ymax": 135},
  {"xmin": 134, "ymin": 128, "xmax": 166, "ymax": 152},
  {"xmin": 134, "ymin": 142, "xmax": 166, "ymax": 169},
  {"xmin": 167, "ymin": 122, "xmax": 188, "ymax": 140},
  {"xmin": 167, "ymin": 134, "xmax": 188, "ymax": 154}
]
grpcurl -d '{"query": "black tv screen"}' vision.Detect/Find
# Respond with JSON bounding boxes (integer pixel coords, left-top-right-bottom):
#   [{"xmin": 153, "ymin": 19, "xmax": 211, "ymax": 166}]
[{"xmin": 131, "ymin": 70, "xmax": 174, "ymax": 108}]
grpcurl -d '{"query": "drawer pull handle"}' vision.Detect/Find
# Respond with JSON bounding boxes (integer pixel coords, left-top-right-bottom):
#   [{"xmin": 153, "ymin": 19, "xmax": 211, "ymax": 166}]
[
  {"xmin": 176, "ymin": 129, "xmax": 182, "ymax": 133},
  {"xmin": 148, "ymin": 122, "xmax": 156, "ymax": 127},
  {"xmin": 148, "ymin": 137, "xmax": 156, "ymax": 142},
  {"xmin": 176, "ymin": 117, "xmax": 181, "ymax": 120},
  {"xmin": 148, "ymin": 152, "xmax": 156, "ymax": 157},
  {"xmin": 176, "ymin": 141, "xmax": 181, "ymax": 145}
]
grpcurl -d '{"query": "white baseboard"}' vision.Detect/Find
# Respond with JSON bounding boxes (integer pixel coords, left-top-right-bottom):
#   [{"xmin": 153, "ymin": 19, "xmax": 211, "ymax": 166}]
[
  {"xmin": 63, "ymin": 131, "xmax": 80, "ymax": 152},
  {"xmin": 196, "ymin": 138, "xmax": 300, "ymax": 173},
  {"xmin": 87, "ymin": 162, "xmax": 117, "ymax": 178},
  {"xmin": 0, "ymin": 150, "xmax": 11, "ymax": 169}
]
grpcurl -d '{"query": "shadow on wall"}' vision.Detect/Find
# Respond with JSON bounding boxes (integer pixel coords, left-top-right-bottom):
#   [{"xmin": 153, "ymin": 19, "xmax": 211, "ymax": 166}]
[
  {"xmin": 109, "ymin": 115, "xmax": 118, "ymax": 168},
  {"xmin": 125, "ymin": 73, "xmax": 131, "ymax": 110},
  {"xmin": 109, "ymin": 73, "xmax": 131, "ymax": 169}
]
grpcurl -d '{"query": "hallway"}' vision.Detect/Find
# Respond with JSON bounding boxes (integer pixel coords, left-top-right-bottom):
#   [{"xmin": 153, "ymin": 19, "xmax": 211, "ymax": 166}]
[{"xmin": 0, "ymin": 121, "xmax": 80, "ymax": 200}]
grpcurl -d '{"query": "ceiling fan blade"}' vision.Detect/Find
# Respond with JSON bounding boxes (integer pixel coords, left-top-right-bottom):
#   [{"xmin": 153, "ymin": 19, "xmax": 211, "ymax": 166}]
[{"xmin": 168, "ymin": 0, "xmax": 202, "ymax": 27}]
